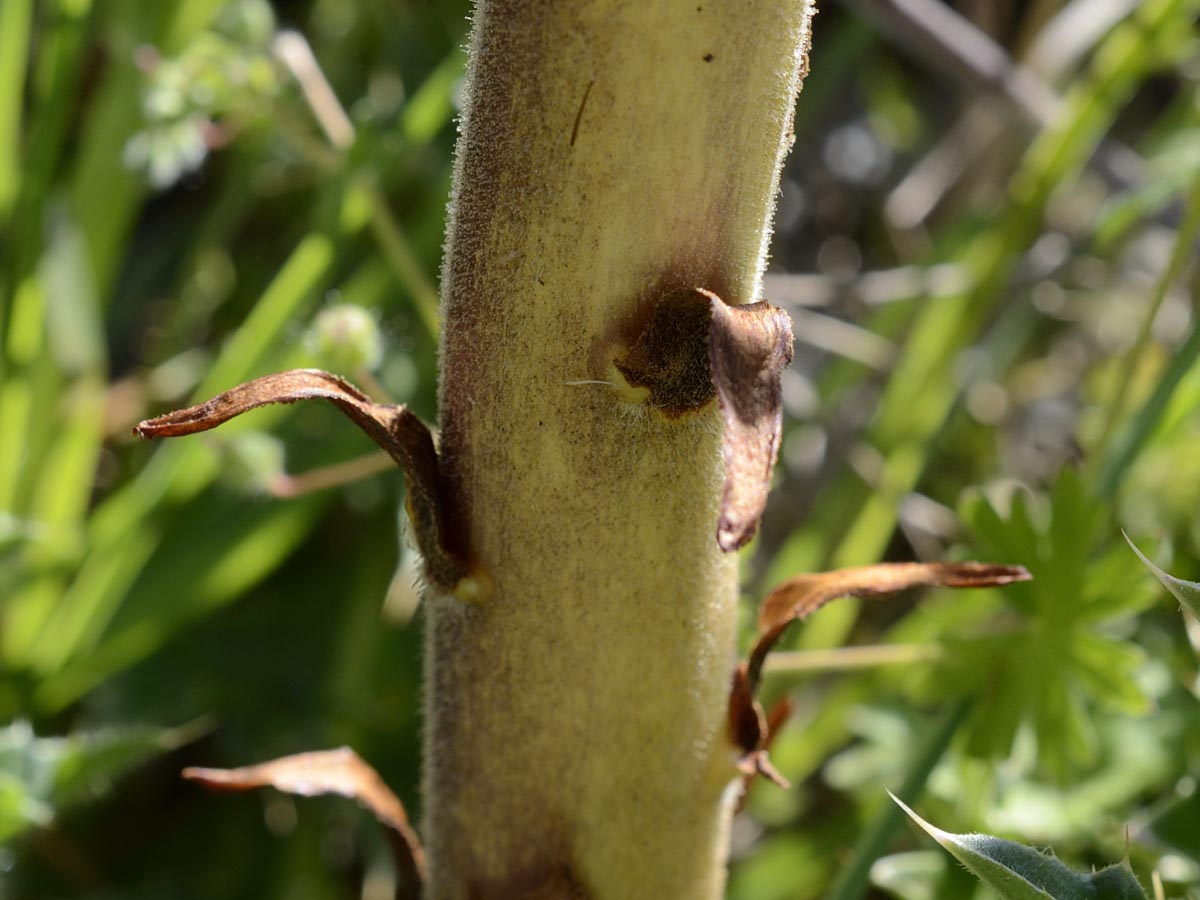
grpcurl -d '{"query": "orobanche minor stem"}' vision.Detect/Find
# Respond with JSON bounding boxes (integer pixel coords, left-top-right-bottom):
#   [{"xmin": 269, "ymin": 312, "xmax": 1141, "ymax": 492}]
[{"xmin": 429, "ymin": 3, "xmax": 814, "ymax": 898}]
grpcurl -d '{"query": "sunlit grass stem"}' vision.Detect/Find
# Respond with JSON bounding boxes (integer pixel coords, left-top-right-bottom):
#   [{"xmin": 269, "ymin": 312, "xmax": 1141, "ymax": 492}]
[
  {"xmin": 273, "ymin": 29, "xmax": 442, "ymax": 340},
  {"xmin": 765, "ymin": 642, "xmax": 944, "ymax": 675},
  {"xmin": 1093, "ymin": 172, "xmax": 1200, "ymax": 484},
  {"xmin": 824, "ymin": 698, "xmax": 973, "ymax": 900}
]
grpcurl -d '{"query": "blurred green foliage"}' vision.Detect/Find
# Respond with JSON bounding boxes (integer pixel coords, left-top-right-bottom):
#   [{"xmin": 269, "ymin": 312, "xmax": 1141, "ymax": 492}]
[{"xmin": 1, "ymin": 0, "xmax": 1199, "ymax": 898}]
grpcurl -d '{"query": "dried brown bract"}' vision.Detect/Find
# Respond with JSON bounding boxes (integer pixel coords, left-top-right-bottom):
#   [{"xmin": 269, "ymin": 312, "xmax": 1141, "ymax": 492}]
[
  {"xmin": 729, "ymin": 560, "xmax": 1030, "ymax": 785},
  {"xmin": 706, "ymin": 291, "xmax": 793, "ymax": 551},
  {"xmin": 184, "ymin": 747, "xmax": 425, "ymax": 897},
  {"xmin": 134, "ymin": 369, "xmax": 478, "ymax": 598}
]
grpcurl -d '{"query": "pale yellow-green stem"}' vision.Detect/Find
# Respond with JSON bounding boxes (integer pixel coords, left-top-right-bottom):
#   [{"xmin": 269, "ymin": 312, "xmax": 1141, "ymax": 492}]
[{"xmin": 429, "ymin": 2, "xmax": 814, "ymax": 898}]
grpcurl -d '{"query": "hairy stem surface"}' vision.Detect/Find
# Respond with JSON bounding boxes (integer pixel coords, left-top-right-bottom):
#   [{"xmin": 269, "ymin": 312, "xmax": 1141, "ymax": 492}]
[{"xmin": 429, "ymin": 3, "xmax": 814, "ymax": 897}]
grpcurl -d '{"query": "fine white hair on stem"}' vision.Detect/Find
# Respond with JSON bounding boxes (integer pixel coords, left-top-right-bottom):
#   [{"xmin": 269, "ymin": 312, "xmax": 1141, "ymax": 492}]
[{"xmin": 564, "ymin": 379, "xmax": 615, "ymax": 387}]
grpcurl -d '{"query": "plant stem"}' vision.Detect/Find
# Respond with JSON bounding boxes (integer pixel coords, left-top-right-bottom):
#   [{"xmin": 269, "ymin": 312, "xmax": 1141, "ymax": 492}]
[
  {"xmin": 269, "ymin": 450, "xmax": 395, "ymax": 498},
  {"xmin": 765, "ymin": 643, "xmax": 944, "ymax": 675},
  {"xmin": 427, "ymin": 2, "xmax": 813, "ymax": 897}
]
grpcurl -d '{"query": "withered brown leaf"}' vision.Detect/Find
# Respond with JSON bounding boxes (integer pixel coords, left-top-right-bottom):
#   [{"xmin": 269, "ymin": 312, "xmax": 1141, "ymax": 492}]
[
  {"xmin": 727, "ymin": 665, "xmax": 790, "ymax": 793},
  {"xmin": 705, "ymin": 290, "xmax": 794, "ymax": 552},
  {"xmin": 749, "ymin": 561, "xmax": 1030, "ymax": 688},
  {"xmin": 184, "ymin": 747, "xmax": 426, "ymax": 896},
  {"xmin": 134, "ymin": 369, "xmax": 474, "ymax": 596},
  {"xmin": 728, "ymin": 560, "xmax": 1029, "ymax": 785},
  {"xmin": 758, "ymin": 561, "xmax": 1030, "ymax": 636}
]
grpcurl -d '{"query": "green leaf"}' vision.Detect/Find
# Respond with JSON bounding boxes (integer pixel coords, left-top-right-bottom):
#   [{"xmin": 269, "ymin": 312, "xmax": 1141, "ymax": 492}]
[
  {"xmin": 0, "ymin": 720, "xmax": 202, "ymax": 845},
  {"xmin": 1124, "ymin": 533, "xmax": 1200, "ymax": 621},
  {"xmin": 951, "ymin": 477, "xmax": 1156, "ymax": 774},
  {"xmin": 1080, "ymin": 543, "xmax": 1159, "ymax": 622},
  {"xmin": 1069, "ymin": 632, "xmax": 1150, "ymax": 716},
  {"xmin": 892, "ymin": 793, "xmax": 1149, "ymax": 900}
]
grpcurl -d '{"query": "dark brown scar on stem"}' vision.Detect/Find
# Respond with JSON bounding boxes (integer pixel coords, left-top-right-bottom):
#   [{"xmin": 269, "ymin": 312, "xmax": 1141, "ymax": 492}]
[
  {"xmin": 569, "ymin": 78, "xmax": 594, "ymax": 148},
  {"xmin": 728, "ymin": 561, "xmax": 1031, "ymax": 790},
  {"xmin": 469, "ymin": 861, "xmax": 591, "ymax": 899},
  {"xmin": 133, "ymin": 369, "xmax": 481, "ymax": 599},
  {"xmin": 611, "ymin": 286, "xmax": 793, "ymax": 551},
  {"xmin": 612, "ymin": 287, "xmax": 718, "ymax": 415}
]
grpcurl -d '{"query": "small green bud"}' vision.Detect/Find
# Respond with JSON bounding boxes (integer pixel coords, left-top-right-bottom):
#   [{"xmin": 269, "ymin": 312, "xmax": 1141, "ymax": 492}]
[
  {"xmin": 307, "ymin": 304, "xmax": 384, "ymax": 374},
  {"xmin": 216, "ymin": 0, "xmax": 277, "ymax": 46}
]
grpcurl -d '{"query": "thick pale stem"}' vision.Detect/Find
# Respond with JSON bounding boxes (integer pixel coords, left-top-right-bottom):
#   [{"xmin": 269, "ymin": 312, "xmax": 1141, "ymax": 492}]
[{"xmin": 429, "ymin": 3, "xmax": 813, "ymax": 898}]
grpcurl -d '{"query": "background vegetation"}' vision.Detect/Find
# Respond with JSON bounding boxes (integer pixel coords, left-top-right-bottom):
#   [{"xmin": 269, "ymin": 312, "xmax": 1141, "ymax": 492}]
[{"xmin": 1, "ymin": 0, "xmax": 1198, "ymax": 897}]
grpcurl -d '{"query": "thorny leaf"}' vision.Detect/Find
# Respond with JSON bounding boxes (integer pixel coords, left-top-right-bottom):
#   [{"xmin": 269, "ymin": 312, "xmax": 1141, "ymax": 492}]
[
  {"xmin": 893, "ymin": 793, "xmax": 1150, "ymax": 900},
  {"xmin": 184, "ymin": 747, "xmax": 426, "ymax": 897},
  {"xmin": 729, "ymin": 561, "xmax": 1030, "ymax": 782},
  {"xmin": 706, "ymin": 290, "xmax": 794, "ymax": 551},
  {"xmin": 134, "ymin": 369, "xmax": 476, "ymax": 597},
  {"xmin": 613, "ymin": 287, "xmax": 792, "ymax": 550},
  {"xmin": 1124, "ymin": 532, "xmax": 1200, "ymax": 622}
]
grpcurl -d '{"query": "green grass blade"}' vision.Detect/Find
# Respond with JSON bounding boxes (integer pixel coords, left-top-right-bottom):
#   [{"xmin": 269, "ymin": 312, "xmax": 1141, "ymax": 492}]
[
  {"xmin": 1094, "ymin": 171, "xmax": 1200, "ymax": 460},
  {"xmin": 399, "ymin": 46, "xmax": 466, "ymax": 145},
  {"xmin": 832, "ymin": 0, "xmax": 1194, "ymax": 576},
  {"xmin": 2, "ymin": 0, "xmax": 94, "ymax": 314},
  {"xmin": 0, "ymin": 0, "xmax": 33, "ymax": 223},
  {"xmin": 196, "ymin": 232, "xmax": 335, "ymax": 399},
  {"xmin": 0, "ymin": 277, "xmax": 45, "ymax": 510},
  {"xmin": 35, "ymin": 495, "xmax": 328, "ymax": 711},
  {"xmin": 1095, "ymin": 305, "xmax": 1200, "ymax": 500},
  {"xmin": 28, "ymin": 234, "xmax": 336, "ymax": 676},
  {"xmin": 1, "ymin": 210, "xmax": 108, "ymax": 663},
  {"xmin": 825, "ymin": 697, "xmax": 971, "ymax": 900},
  {"xmin": 1093, "ymin": 173, "xmax": 1200, "ymax": 498}
]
